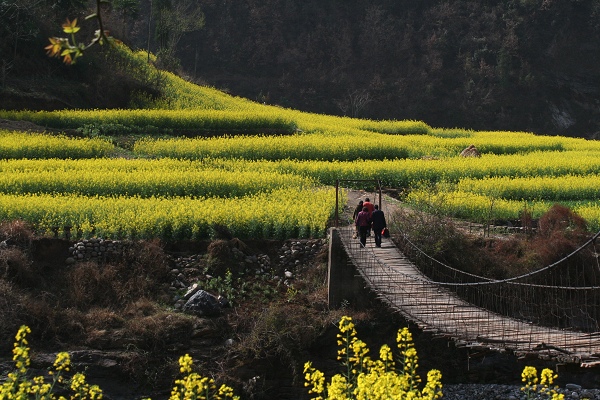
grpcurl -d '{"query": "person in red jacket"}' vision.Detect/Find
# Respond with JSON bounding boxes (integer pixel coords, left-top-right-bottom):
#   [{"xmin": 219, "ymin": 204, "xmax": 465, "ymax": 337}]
[
  {"xmin": 362, "ymin": 198, "xmax": 375, "ymax": 216},
  {"xmin": 355, "ymin": 206, "xmax": 371, "ymax": 247},
  {"xmin": 362, "ymin": 198, "xmax": 375, "ymax": 236}
]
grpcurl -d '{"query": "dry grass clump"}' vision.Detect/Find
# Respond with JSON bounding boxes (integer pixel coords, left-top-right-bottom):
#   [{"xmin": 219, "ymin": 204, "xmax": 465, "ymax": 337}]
[
  {"xmin": 0, "ymin": 246, "xmax": 37, "ymax": 287},
  {"xmin": 65, "ymin": 262, "xmax": 123, "ymax": 309},
  {"xmin": 288, "ymin": 256, "xmax": 329, "ymax": 310},
  {"xmin": 206, "ymin": 239, "xmax": 232, "ymax": 276},
  {"xmin": 0, "ymin": 221, "xmax": 39, "ymax": 288},
  {"xmin": 80, "ymin": 300, "xmax": 196, "ymax": 354},
  {"xmin": 232, "ymin": 303, "xmax": 331, "ymax": 379},
  {"xmin": 0, "ymin": 280, "xmax": 28, "ymax": 352},
  {"xmin": 534, "ymin": 204, "xmax": 589, "ymax": 266},
  {"xmin": 124, "ymin": 297, "xmax": 162, "ymax": 318},
  {"xmin": 63, "ymin": 239, "xmax": 171, "ymax": 310},
  {"xmin": 0, "ymin": 280, "xmax": 85, "ymax": 350},
  {"xmin": 122, "ymin": 308, "xmax": 195, "ymax": 351},
  {"xmin": 0, "ymin": 235, "xmax": 177, "ymax": 353},
  {"xmin": 206, "ymin": 238, "xmax": 254, "ymax": 277},
  {"xmin": 0, "ymin": 219, "xmax": 34, "ymax": 247},
  {"xmin": 83, "ymin": 307, "xmax": 126, "ymax": 330}
]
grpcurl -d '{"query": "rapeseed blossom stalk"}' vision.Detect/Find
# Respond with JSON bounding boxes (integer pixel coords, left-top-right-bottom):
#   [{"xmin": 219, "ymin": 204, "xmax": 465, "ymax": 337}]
[
  {"xmin": 304, "ymin": 316, "xmax": 443, "ymax": 400},
  {"xmin": 0, "ymin": 325, "xmax": 103, "ymax": 400},
  {"xmin": 2, "ymin": 326, "xmax": 241, "ymax": 400},
  {"xmin": 304, "ymin": 361, "xmax": 326, "ymax": 400},
  {"xmin": 169, "ymin": 354, "xmax": 239, "ymax": 400},
  {"xmin": 521, "ymin": 366, "xmax": 564, "ymax": 400}
]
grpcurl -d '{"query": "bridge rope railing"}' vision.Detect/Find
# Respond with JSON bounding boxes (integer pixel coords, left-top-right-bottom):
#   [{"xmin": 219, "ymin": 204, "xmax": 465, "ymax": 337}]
[
  {"xmin": 397, "ymin": 229, "xmax": 600, "ymax": 288},
  {"xmin": 392, "ymin": 228, "xmax": 600, "ymax": 332},
  {"xmin": 339, "ymin": 195, "xmax": 600, "ymax": 334},
  {"xmin": 337, "ymin": 224, "xmax": 600, "ymax": 362}
]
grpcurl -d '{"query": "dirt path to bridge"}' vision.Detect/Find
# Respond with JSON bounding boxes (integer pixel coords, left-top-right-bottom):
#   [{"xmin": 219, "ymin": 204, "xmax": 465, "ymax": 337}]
[{"xmin": 341, "ymin": 187, "xmax": 490, "ymax": 237}]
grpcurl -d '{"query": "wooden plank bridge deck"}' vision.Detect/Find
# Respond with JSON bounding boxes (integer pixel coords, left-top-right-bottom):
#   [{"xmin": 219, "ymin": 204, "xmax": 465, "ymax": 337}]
[{"xmin": 337, "ymin": 225, "xmax": 600, "ymax": 365}]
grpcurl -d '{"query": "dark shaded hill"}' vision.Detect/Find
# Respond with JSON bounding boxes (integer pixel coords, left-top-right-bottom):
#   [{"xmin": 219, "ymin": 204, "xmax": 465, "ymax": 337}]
[
  {"xmin": 3, "ymin": 0, "xmax": 600, "ymax": 138},
  {"xmin": 178, "ymin": 0, "xmax": 600, "ymax": 138}
]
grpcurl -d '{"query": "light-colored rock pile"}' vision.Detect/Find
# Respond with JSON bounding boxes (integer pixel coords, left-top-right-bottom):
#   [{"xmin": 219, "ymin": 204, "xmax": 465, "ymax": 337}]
[
  {"xmin": 443, "ymin": 383, "xmax": 600, "ymax": 400},
  {"xmin": 276, "ymin": 239, "xmax": 325, "ymax": 271}
]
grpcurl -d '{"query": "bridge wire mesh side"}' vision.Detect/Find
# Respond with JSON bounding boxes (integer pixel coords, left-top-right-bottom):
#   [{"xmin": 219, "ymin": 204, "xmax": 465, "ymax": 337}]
[{"xmin": 337, "ymin": 221, "xmax": 600, "ymax": 363}]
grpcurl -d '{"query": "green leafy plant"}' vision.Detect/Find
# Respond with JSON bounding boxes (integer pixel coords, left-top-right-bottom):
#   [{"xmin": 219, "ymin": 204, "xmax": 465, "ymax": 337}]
[
  {"xmin": 45, "ymin": 0, "xmax": 115, "ymax": 64},
  {"xmin": 204, "ymin": 270, "xmax": 243, "ymax": 306},
  {"xmin": 286, "ymin": 286, "xmax": 299, "ymax": 303},
  {"xmin": 203, "ymin": 269, "xmax": 285, "ymax": 306}
]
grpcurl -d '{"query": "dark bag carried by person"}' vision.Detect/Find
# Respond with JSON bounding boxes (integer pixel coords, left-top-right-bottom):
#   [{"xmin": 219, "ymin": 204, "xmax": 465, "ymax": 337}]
[{"xmin": 382, "ymin": 228, "xmax": 390, "ymax": 238}]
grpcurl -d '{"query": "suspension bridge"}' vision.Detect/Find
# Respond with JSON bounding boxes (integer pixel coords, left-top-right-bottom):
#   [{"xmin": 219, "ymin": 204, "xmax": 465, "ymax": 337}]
[{"xmin": 329, "ymin": 197, "xmax": 600, "ymax": 367}]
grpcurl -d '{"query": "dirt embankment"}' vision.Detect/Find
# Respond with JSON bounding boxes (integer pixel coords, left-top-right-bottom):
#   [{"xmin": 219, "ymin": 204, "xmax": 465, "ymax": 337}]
[{"xmin": 0, "ymin": 119, "xmax": 48, "ymax": 132}]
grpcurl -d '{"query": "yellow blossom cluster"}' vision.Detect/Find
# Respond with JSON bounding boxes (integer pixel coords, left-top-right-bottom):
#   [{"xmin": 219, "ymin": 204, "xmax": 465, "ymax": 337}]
[
  {"xmin": 304, "ymin": 316, "xmax": 443, "ymax": 400},
  {"xmin": 0, "ymin": 130, "xmax": 113, "ymax": 159},
  {"xmin": 521, "ymin": 366, "xmax": 565, "ymax": 400},
  {"xmin": 169, "ymin": 354, "xmax": 239, "ymax": 400}
]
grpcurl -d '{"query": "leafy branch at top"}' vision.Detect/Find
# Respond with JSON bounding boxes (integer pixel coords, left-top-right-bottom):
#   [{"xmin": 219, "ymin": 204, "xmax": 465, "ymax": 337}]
[{"xmin": 45, "ymin": 0, "xmax": 116, "ymax": 64}]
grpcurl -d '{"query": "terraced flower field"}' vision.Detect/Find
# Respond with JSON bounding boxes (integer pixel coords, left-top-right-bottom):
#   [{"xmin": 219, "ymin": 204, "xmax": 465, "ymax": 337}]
[{"xmin": 1, "ymin": 44, "xmax": 599, "ymax": 238}]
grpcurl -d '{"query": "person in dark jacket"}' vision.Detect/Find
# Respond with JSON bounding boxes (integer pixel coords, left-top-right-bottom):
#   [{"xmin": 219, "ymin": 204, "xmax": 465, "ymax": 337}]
[{"xmin": 371, "ymin": 204, "xmax": 386, "ymax": 248}]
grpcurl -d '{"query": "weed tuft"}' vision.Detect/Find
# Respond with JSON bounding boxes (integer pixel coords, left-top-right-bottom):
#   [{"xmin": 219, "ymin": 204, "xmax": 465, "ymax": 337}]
[{"xmin": 0, "ymin": 219, "xmax": 34, "ymax": 247}]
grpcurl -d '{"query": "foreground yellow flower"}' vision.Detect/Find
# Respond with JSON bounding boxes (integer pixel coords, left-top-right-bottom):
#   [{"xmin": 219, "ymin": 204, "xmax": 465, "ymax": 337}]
[
  {"xmin": 62, "ymin": 18, "xmax": 81, "ymax": 34},
  {"xmin": 305, "ymin": 316, "xmax": 443, "ymax": 400},
  {"xmin": 45, "ymin": 37, "xmax": 64, "ymax": 56},
  {"xmin": 2, "ymin": 325, "xmax": 240, "ymax": 400},
  {"xmin": 521, "ymin": 366, "xmax": 564, "ymax": 400}
]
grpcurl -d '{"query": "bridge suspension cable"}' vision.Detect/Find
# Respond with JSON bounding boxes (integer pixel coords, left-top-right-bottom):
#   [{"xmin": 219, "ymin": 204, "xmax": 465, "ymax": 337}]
[{"xmin": 334, "ymin": 193, "xmax": 600, "ymax": 364}]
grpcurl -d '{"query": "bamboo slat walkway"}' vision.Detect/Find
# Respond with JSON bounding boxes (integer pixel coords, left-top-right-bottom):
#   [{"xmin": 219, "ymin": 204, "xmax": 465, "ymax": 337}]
[{"xmin": 338, "ymin": 225, "xmax": 600, "ymax": 365}]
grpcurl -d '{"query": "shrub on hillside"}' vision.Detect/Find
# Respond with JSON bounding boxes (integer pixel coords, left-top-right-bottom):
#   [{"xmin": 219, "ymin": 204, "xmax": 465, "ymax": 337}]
[
  {"xmin": 391, "ymin": 203, "xmax": 595, "ymax": 279},
  {"xmin": 538, "ymin": 204, "xmax": 587, "ymax": 238},
  {"xmin": 63, "ymin": 239, "xmax": 170, "ymax": 310},
  {"xmin": 0, "ymin": 246, "xmax": 35, "ymax": 287}
]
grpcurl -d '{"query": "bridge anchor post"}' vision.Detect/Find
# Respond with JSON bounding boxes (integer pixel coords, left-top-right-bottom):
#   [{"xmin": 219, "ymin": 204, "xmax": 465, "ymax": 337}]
[{"xmin": 328, "ymin": 227, "xmax": 371, "ymax": 309}]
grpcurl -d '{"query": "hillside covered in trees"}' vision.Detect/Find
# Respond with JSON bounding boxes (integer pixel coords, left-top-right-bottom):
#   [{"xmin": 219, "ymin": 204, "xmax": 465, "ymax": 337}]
[{"xmin": 2, "ymin": 0, "xmax": 600, "ymax": 138}]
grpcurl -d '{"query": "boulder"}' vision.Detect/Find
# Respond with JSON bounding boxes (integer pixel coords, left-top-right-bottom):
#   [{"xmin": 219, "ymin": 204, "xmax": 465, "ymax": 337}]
[{"xmin": 182, "ymin": 290, "xmax": 227, "ymax": 317}]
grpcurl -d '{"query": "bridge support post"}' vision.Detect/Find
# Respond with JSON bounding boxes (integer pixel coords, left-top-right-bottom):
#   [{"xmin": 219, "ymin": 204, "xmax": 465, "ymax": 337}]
[{"xmin": 328, "ymin": 227, "xmax": 370, "ymax": 309}]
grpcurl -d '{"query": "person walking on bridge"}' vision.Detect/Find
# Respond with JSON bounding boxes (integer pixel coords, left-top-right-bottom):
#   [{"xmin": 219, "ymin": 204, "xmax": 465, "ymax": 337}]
[
  {"xmin": 363, "ymin": 198, "xmax": 375, "ymax": 217},
  {"xmin": 352, "ymin": 200, "xmax": 363, "ymax": 237},
  {"xmin": 355, "ymin": 206, "xmax": 371, "ymax": 248},
  {"xmin": 371, "ymin": 204, "xmax": 386, "ymax": 248},
  {"xmin": 362, "ymin": 198, "xmax": 375, "ymax": 237}
]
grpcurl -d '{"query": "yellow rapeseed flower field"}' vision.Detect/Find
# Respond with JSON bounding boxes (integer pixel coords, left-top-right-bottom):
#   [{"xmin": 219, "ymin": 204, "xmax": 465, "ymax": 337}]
[{"xmin": 1, "ymin": 43, "xmax": 600, "ymax": 236}]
